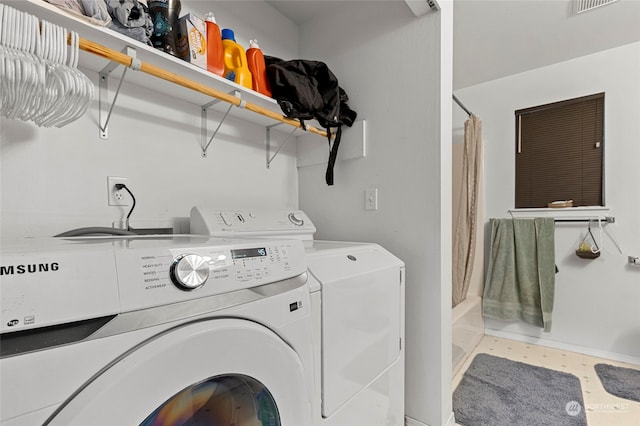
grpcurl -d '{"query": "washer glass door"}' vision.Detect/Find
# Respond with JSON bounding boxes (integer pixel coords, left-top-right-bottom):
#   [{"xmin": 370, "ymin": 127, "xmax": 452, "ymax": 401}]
[
  {"xmin": 141, "ymin": 374, "xmax": 280, "ymax": 426},
  {"xmin": 45, "ymin": 319, "xmax": 310, "ymax": 425}
]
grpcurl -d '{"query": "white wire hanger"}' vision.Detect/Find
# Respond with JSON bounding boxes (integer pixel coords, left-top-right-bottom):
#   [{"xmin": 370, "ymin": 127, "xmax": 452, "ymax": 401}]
[{"xmin": 0, "ymin": 4, "xmax": 94, "ymax": 127}]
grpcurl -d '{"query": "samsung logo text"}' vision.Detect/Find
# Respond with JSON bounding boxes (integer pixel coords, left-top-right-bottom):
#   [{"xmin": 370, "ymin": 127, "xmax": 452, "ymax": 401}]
[{"xmin": 0, "ymin": 263, "xmax": 60, "ymax": 275}]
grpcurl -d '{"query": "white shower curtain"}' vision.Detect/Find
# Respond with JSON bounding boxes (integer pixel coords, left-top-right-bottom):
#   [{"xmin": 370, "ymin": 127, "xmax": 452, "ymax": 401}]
[{"xmin": 452, "ymin": 115, "xmax": 482, "ymax": 308}]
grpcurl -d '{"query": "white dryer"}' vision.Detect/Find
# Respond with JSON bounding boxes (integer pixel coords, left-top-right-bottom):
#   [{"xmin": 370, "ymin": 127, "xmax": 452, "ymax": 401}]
[
  {"xmin": 0, "ymin": 235, "xmax": 313, "ymax": 426},
  {"xmin": 191, "ymin": 208, "xmax": 406, "ymax": 426}
]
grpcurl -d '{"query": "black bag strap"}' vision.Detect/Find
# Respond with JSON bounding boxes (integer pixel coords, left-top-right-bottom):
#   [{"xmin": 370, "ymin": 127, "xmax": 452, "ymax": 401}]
[{"xmin": 325, "ymin": 126, "xmax": 342, "ymax": 186}]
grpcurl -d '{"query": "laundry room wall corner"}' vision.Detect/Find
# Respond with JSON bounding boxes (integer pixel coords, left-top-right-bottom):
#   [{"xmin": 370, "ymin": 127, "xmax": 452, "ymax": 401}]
[{"xmin": 297, "ymin": 1, "xmax": 454, "ymax": 425}]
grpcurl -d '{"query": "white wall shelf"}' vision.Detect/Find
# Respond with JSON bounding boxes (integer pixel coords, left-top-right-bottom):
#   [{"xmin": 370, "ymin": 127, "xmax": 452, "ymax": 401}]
[
  {"xmin": 7, "ymin": 0, "xmax": 328, "ymax": 162},
  {"xmin": 508, "ymin": 206, "xmax": 613, "ymax": 222}
]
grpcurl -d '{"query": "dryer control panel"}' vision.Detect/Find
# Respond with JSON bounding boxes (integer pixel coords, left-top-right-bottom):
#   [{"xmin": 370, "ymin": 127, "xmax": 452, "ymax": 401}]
[{"xmin": 190, "ymin": 206, "xmax": 316, "ymax": 240}]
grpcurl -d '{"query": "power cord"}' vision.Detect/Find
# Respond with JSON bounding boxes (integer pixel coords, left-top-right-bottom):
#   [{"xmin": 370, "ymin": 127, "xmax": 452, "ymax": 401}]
[
  {"xmin": 114, "ymin": 183, "xmax": 136, "ymax": 231},
  {"xmin": 53, "ymin": 183, "xmax": 138, "ymax": 237}
]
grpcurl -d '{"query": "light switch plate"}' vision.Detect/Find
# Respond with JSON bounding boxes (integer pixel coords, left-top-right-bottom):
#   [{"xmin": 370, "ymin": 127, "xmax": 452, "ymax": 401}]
[{"xmin": 365, "ymin": 188, "xmax": 378, "ymax": 210}]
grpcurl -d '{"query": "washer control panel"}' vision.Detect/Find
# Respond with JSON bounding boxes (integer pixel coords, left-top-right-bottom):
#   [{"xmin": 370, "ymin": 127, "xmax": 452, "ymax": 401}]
[
  {"xmin": 0, "ymin": 237, "xmax": 306, "ymax": 334},
  {"xmin": 116, "ymin": 239, "xmax": 306, "ymax": 312},
  {"xmin": 170, "ymin": 254, "xmax": 210, "ymax": 290}
]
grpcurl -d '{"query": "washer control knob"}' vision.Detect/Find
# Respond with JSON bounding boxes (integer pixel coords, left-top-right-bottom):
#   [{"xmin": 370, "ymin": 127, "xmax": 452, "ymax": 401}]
[
  {"xmin": 288, "ymin": 212, "xmax": 304, "ymax": 226},
  {"xmin": 170, "ymin": 254, "xmax": 209, "ymax": 290}
]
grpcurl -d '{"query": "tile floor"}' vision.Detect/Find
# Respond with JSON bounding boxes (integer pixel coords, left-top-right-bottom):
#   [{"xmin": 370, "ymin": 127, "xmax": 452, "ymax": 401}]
[{"xmin": 453, "ymin": 336, "xmax": 640, "ymax": 426}]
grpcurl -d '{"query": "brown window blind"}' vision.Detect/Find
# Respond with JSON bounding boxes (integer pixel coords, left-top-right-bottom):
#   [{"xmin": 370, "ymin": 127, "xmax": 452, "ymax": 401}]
[{"xmin": 515, "ymin": 93, "xmax": 604, "ymax": 208}]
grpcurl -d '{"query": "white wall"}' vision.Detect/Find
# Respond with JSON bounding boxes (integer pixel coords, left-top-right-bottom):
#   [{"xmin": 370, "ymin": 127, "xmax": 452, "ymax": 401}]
[
  {"xmin": 297, "ymin": 2, "xmax": 454, "ymax": 425},
  {"xmin": 456, "ymin": 42, "xmax": 640, "ymax": 364},
  {"xmin": 0, "ymin": 1, "xmax": 300, "ymax": 239}
]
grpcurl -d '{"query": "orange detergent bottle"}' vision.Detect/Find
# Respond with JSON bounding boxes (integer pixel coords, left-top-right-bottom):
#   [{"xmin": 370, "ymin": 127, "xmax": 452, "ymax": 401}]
[
  {"xmin": 204, "ymin": 12, "xmax": 224, "ymax": 76},
  {"xmin": 246, "ymin": 39, "xmax": 272, "ymax": 97},
  {"xmin": 221, "ymin": 28, "xmax": 252, "ymax": 89}
]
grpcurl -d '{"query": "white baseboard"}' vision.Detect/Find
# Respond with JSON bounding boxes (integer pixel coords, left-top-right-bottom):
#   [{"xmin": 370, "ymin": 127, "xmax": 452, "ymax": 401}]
[
  {"xmin": 405, "ymin": 416, "xmax": 428, "ymax": 426},
  {"xmin": 445, "ymin": 412, "xmax": 456, "ymax": 426},
  {"xmin": 405, "ymin": 412, "xmax": 455, "ymax": 426},
  {"xmin": 485, "ymin": 329, "xmax": 640, "ymax": 366}
]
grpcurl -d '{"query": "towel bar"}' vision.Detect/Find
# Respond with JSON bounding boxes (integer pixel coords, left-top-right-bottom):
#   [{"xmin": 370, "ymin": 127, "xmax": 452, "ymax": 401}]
[{"xmin": 554, "ymin": 217, "xmax": 615, "ymax": 223}]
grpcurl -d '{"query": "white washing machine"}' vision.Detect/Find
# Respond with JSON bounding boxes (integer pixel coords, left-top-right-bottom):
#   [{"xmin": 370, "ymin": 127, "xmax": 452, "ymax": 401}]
[
  {"xmin": 0, "ymin": 235, "xmax": 314, "ymax": 426},
  {"xmin": 191, "ymin": 208, "xmax": 406, "ymax": 426}
]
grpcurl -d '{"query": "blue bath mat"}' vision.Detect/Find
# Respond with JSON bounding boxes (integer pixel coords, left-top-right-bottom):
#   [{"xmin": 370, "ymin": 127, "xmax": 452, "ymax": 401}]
[
  {"xmin": 453, "ymin": 353, "xmax": 587, "ymax": 426},
  {"xmin": 594, "ymin": 363, "xmax": 640, "ymax": 402}
]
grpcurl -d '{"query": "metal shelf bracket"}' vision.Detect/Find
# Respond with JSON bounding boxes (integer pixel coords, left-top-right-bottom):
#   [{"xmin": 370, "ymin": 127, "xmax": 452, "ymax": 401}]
[
  {"xmin": 266, "ymin": 123, "xmax": 300, "ymax": 168},
  {"xmin": 201, "ymin": 91, "xmax": 242, "ymax": 157},
  {"xmin": 99, "ymin": 46, "xmax": 138, "ymax": 140}
]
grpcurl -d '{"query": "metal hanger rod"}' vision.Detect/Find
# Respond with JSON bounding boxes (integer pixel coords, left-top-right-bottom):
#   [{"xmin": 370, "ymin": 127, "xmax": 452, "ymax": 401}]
[
  {"xmin": 554, "ymin": 217, "xmax": 615, "ymax": 223},
  {"xmin": 70, "ymin": 33, "xmax": 328, "ymax": 138},
  {"xmin": 453, "ymin": 94, "xmax": 472, "ymax": 117}
]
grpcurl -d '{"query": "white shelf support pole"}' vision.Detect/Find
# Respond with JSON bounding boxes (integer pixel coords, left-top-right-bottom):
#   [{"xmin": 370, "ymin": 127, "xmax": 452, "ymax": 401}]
[
  {"xmin": 200, "ymin": 91, "xmax": 242, "ymax": 157},
  {"xmin": 266, "ymin": 123, "xmax": 299, "ymax": 168},
  {"xmin": 98, "ymin": 47, "xmax": 137, "ymax": 140}
]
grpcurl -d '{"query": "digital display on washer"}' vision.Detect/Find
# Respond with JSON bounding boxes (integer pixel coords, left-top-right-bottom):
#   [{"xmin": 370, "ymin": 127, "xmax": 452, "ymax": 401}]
[{"xmin": 231, "ymin": 247, "xmax": 267, "ymax": 259}]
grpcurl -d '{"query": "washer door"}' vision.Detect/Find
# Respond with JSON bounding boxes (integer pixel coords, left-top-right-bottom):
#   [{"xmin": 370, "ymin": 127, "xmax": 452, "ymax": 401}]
[
  {"xmin": 140, "ymin": 374, "xmax": 280, "ymax": 426},
  {"xmin": 45, "ymin": 319, "xmax": 311, "ymax": 426}
]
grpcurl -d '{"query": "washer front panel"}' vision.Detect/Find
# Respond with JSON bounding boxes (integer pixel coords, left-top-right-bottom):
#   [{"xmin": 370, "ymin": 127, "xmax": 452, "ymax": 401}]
[
  {"xmin": 0, "ymin": 249, "xmax": 120, "ymax": 335},
  {"xmin": 1, "ymin": 286, "xmax": 314, "ymax": 426},
  {"xmin": 0, "ymin": 241, "xmax": 313, "ymax": 426},
  {"xmin": 45, "ymin": 319, "xmax": 311, "ymax": 426}
]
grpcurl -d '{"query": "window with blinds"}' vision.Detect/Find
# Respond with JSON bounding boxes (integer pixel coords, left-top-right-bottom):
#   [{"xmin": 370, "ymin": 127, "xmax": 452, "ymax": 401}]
[{"xmin": 515, "ymin": 93, "xmax": 604, "ymax": 208}]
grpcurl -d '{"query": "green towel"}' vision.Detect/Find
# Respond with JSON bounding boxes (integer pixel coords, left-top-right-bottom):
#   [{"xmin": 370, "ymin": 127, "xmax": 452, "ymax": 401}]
[{"xmin": 483, "ymin": 218, "xmax": 555, "ymax": 331}]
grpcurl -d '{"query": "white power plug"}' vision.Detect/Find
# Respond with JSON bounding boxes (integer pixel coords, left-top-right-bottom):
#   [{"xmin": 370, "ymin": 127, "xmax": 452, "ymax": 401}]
[{"xmin": 107, "ymin": 176, "xmax": 129, "ymax": 206}]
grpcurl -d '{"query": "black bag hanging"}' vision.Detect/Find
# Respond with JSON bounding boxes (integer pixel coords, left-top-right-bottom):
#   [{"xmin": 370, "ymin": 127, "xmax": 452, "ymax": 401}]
[{"xmin": 265, "ymin": 57, "xmax": 357, "ymax": 185}]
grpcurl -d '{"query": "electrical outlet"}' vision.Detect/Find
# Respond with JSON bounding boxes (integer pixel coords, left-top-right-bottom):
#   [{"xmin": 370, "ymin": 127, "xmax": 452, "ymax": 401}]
[{"xmin": 107, "ymin": 176, "xmax": 129, "ymax": 206}]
